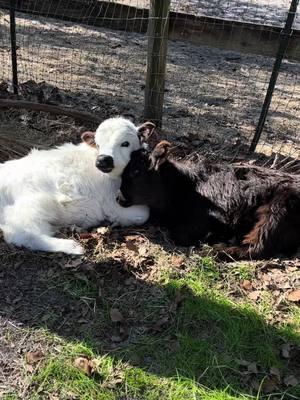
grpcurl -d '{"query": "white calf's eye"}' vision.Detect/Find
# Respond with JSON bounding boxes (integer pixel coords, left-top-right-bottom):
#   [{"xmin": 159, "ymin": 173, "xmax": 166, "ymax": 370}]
[{"xmin": 121, "ymin": 141, "xmax": 130, "ymax": 147}]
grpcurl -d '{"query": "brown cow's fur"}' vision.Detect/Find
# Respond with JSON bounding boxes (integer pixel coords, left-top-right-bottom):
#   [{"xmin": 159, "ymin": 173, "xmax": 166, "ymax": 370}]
[{"xmin": 120, "ymin": 143, "xmax": 300, "ymax": 260}]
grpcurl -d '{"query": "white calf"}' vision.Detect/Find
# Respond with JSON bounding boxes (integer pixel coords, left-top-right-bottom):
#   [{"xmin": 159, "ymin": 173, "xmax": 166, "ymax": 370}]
[{"xmin": 0, "ymin": 117, "xmax": 152, "ymax": 254}]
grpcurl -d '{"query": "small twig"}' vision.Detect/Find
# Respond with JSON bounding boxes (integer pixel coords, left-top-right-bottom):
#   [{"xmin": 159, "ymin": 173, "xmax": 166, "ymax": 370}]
[
  {"xmin": 279, "ymin": 158, "xmax": 300, "ymax": 172},
  {"xmin": 270, "ymin": 153, "xmax": 279, "ymax": 169}
]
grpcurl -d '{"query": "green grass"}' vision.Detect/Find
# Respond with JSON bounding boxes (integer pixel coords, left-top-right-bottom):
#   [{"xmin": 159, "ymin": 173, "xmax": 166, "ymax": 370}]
[
  {"xmin": 2, "ymin": 394, "xmax": 19, "ymax": 400},
  {"xmin": 2, "ymin": 250, "xmax": 300, "ymax": 400}
]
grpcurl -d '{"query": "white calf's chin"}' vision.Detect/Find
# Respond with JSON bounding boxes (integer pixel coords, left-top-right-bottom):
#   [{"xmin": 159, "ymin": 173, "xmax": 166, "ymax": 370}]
[{"xmin": 107, "ymin": 166, "xmax": 125, "ymax": 179}]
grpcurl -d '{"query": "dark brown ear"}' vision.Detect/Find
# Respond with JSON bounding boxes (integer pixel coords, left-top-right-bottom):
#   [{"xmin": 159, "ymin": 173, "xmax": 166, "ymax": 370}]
[
  {"xmin": 150, "ymin": 140, "xmax": 171, "ymax": 170},
  {"xmin": 81, "ymin": 131, "xmax": 96, "ymax": 147},
  {"xmin": 137, "ymin": 121, "xmax": 156, "ymax": 142}
]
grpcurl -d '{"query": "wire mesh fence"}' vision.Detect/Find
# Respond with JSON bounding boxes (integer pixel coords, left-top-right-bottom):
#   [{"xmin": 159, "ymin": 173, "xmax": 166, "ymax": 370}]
[{"xmin": 0, "ymin": 0, "xmax": 299, "ymax": 162}]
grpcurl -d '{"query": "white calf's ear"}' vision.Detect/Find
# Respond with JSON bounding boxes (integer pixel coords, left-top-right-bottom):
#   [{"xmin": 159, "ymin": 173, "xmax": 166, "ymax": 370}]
[{"xmin": 81, "ymin": 131, "xmax": 96, "ymax": 147}]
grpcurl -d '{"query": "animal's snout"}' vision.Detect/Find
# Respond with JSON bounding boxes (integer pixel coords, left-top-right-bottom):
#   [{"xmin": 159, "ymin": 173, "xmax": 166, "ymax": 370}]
[
  {"xmin": 117, "ymin": 191, "xmax": 132, "ymax": 207},
  {"xmin": 96, "ymin": 155, "xmax": 114, "ymax": 173}
]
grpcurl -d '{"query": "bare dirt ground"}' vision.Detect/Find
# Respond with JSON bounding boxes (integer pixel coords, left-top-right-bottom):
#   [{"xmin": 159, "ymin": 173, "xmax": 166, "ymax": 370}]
[
  {"xmin": 0, "ymin": 9, "xmax": 300, "ymax": 160},
  {"xmin": 118, "ymin": 0, "xmax": 300, "ymax": 29}
]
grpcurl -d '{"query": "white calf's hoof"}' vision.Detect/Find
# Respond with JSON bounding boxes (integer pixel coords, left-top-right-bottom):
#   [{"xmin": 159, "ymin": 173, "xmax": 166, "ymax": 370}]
[
  {"xmin": 56, "ymin": 239, "xmax": 85, "ymax": 255},
  {"xmin": 133, "ymin": 205, "xmax": 150, "ymax": 225}
]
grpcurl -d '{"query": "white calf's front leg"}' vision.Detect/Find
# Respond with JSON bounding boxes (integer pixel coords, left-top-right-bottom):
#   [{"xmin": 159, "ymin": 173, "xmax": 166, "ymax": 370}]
[
  {"xmin": 112, "ymin": 203, "xmax": 150, "ymax": 227},
  {"xmin": 1, "ymin": 194, "xmax": 84, "ymax": 255}
]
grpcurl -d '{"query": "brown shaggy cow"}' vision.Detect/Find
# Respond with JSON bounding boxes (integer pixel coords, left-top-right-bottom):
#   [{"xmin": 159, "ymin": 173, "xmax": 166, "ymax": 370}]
[{"xmin": 120, "ymin": 141, "xmax": 300, "ymax": 260}]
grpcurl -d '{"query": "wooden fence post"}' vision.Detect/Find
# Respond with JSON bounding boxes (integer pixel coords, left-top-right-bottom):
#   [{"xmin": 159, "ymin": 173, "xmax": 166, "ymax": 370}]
[{"xmin": 144, "ymin": 0, "xmax": 170, "ymax": 127}]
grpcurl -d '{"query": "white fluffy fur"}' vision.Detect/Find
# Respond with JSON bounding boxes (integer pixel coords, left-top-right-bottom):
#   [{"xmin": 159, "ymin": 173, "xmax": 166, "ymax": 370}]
[{"xmin": 0, "ymin": 117, "xmax": 149, "ymax": 254}]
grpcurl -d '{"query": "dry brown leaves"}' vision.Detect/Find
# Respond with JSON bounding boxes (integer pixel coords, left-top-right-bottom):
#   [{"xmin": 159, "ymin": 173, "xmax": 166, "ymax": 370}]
[
  {"xmin": 170, "ymin": 255, "xmax": 185, "ymax": 268},
  {"xmin": 25, "ymin": 350, "xmax": 44, "ymax": 373},
  {"xmin": 238, "ymin": 355, "xmax": 300, "ymax": 394},
  {"xmin": 233, "ymin": 260, "xmax": 299, "ymax": 324},
  {"xmin": 102, "ymin": 367, "xmax": 125, "ymax": 389},
  {"xmin": 287, "ymin": 289, "xmax": 300, "ymax": 302},
  {"xmin": 110, "ymin": 308, "xmax": 124, "ymax": 323},
  {"xmin": 25, "ymin": 350, "xmax": 44, "ymax": 365},
  {"xmin": 241, "ymin": 279, "xmax": 253, "ymax": 291},
  {"xmin": 73, "ymin": 356, "xmax": 106, "ymax": 377},
  {"xmin": 81, "ymin": 227, "xmax": 167, "ymax": 281}
]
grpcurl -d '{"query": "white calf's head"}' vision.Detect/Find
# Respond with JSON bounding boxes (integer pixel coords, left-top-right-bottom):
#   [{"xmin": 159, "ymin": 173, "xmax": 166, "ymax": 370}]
[{"xmin": 81, "ymin": 117, "xmax": 155, "ymax": 178}]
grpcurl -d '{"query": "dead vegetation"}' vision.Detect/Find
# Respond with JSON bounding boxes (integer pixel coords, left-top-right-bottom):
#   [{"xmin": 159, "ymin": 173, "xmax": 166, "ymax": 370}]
[
  {"xmin": 0, "ymin": 8, "xmax": 299, "ymax": 399},
  {"xmin": 0, "ymin": 223, "xmax": 299, "ymax": 399}
]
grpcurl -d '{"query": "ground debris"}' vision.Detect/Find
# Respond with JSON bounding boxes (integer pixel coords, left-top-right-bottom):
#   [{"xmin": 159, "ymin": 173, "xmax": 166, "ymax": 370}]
[
  {"xmin": 110, "ymin": 308, "xmax": 124, "ymax": 323},
  {"xmin": 74, "ymin": 356, "xmax": 93, "ymax": 376},
  {"xmin": 287, "ymin": 289, "xmax": 300, "ymax": 302},
  {"xmin": 220, "ymin": 258, "xmax": 299, "ymax": 324},
  {"xmin": 25, "ymin": 350, "xmax": 44, "ymax": 365}
]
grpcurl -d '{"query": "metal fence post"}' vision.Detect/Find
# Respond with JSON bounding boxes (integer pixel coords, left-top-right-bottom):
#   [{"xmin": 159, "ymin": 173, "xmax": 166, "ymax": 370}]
[
  {"xmin": 144, "ymin": 0, "xmax": 170, "ymax": 127},
  {"xmin": 9, "ymin": 0, "xmax": 18, "ymax": 95},
  {"xmin": 249, "ymin": 0, "xmax": 299, "ymax": 153}
]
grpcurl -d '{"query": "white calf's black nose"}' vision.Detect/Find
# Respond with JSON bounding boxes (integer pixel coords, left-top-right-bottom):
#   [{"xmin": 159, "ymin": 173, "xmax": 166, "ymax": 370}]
[{"xmin": 96, "ymin": 155, "xmax": 114, "ymax": 172}]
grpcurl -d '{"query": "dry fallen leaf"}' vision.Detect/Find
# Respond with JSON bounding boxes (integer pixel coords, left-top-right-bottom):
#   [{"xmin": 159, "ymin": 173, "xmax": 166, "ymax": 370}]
[
  {"xmin": 284, "ymin": 374, "xmax": 299, "ymax": 387},
  {"xmin": 65, "ymin": 258, "xmax": 83, "ymax": 269},
  {"xmin": 124, "ymin": 277, "xmax": 135, "ymax": 286},
  {"xmin": 168, "ymin": 339, "xmax": 180, "ymax": 352},
  {"xmin": 250, "ymin": 378, "xmax": 260, "ymax": 391},
  {"xmin": 286, "ymin": 265, "xmax": 298, "ymax": 273},
  {"xmin": 65, "ymin": 391, "xmax": 78, "ymax": 400},
  {"xmin": 270, "ymin": 367, "xmax": 281, "ymax": 381},
  {"xmin": 138, "ymin": 244, "xmax": 149, "ymax": 257},
  {"xmin": 103, "ymin": 372, "xmax": 124, "ymax": 388},
  {"xmin": 171, "ymin": 256, "xmax": 185, "ymax": 268},
  {"xmin": 79, "ymin": 232, "xmax": 93, "ymax": 239},
  {"xmin": 247, "ymin": 362, "xmax": 258, "ymax": 374},
  {"xmin": 248, "ymin": 290, "xmax": 261, "ymax": 301},
  {"xmin": 90, "ymin": 358, "xmax": 101, "ymax": 374},
  {"xmin": 25, "ymin": 364, "xmax": 34, "ymax": 373},
  {"xmin": 111, "ymin": 335, "xmax": 123, "ymax": 342},
  {"xmin": 237, "ymin": 359, "xmax": 251, "ymax": 367},
  {"xmin": 125, "ymin": 239, "xmax": 139, "ymax": 254},
  {"xmin": 262, "ymin": 376, "xmax": 279, "ymax": 393},
  {"xmin": 110, "ymin": 308, "xmax": 124, "ymax": 323},
  {"xmin": 74, "ymin": 356, "xmax": 92, "ymax": 375},
  {"xmin": 241, "ymin": 280, "xmax": 253, "ymax": 291},
  {"xmin": 169, "ymin": 290, "xmax": 185, "ymax": 313},
  {"xmin": 49, "ymin": 395, "xmax": 60, "ymax": 400},
  {"xmin": 281, "ymin": 343, "xmax": 291, "ymax": 359},
  {"xmin": 287, "ymin": 289, "xmax": 300, "ymax": 302},
  {"xmin": 152, "ymin": 316, "xmax": 169, "ymax": 332},
  {"xmin": 26, "ymin": 351, "xmax": 44, "ymax": 365}
]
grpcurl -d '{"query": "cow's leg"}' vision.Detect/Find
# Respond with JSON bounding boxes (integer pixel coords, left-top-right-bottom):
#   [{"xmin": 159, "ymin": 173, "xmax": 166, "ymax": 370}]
[
  {"xmin": 218, "ymin": 188, "xmax": 300, "ymax": 260},
  {"xmin": 170, "ymin": 221, "xmax": 212, "ymax": 246},
  {"xmin": 1, "ymin": 194, "xmax": 84, "ymax": 254},
  {"xmin": 244, "ymin": 188, "xmax": 300, "ymax": 258},
  {"xmin": 214, "ymin": 244, "xmax": 250, "ymax": 261}
]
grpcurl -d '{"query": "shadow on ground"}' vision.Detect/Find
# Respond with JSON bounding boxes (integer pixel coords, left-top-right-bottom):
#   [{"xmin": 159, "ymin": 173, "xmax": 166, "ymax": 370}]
[{"xmin": 0, "ymin": 239, "xmax": 299, "ymax": 398}]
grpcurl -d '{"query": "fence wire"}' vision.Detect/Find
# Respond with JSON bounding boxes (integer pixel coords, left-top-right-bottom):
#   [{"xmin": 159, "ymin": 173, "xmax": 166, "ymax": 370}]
[{"xmin": 0, "ymin": 0, "xmax": 299, "ymax": 161}]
